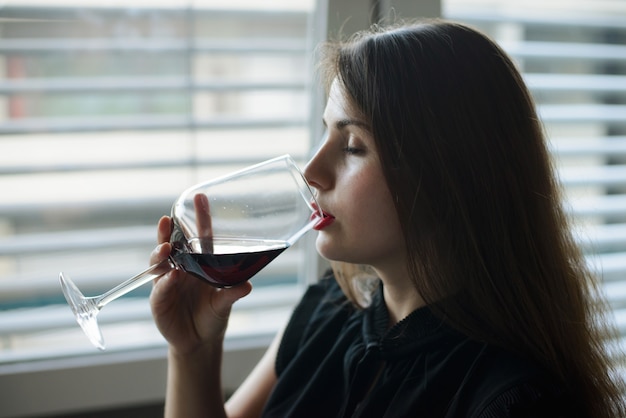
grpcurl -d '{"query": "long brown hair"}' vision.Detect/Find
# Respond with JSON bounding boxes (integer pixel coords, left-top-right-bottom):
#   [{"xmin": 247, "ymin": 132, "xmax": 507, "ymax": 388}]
[{"xmin": 319, "ymin": 20, "xmax": 625, "ymax": 417}]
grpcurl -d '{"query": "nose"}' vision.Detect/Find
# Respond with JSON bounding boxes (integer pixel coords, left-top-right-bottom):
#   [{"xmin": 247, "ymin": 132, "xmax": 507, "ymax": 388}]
[
  {"xmin": 303, "ymin": 135, "xmax": 331, "ymax": 193},
  {"xmin": 303, "ymin": 154, "xmax": 322, "ymax": 192}
]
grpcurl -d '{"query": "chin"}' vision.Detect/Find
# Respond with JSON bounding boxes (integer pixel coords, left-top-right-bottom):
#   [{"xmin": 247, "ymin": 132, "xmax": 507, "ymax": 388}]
[
  {"xmin": 315, "ymin": 236, "xmax": 341, "ymax": 262},
  {"xmin": 315, "ymin": 239, "xmax": 362, "ymax": 265}
]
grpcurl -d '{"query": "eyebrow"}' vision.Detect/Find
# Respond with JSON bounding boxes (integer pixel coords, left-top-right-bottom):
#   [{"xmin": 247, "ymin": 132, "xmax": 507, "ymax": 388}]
[{"xmin": 323, "ymin": 118, "xmax": 371, "ymax": 131}]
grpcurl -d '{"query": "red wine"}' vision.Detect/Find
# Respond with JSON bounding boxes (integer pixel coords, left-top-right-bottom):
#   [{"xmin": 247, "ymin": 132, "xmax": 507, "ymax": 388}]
[{"xmin": 172, "ymin": 245, "xmax": 286, "ymax": 287}]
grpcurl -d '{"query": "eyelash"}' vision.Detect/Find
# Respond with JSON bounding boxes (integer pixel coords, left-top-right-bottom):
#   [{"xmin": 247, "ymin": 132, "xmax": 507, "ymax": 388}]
[{"xmin": 343, "ymin": 146, "xmax": 363, "ymax": 155}]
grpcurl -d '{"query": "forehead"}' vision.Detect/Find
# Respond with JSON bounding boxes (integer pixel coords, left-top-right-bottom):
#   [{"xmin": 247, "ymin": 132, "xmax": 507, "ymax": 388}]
[{"xmin": 323, "ymin": 80, "xmax": 366, "ymax": 126}]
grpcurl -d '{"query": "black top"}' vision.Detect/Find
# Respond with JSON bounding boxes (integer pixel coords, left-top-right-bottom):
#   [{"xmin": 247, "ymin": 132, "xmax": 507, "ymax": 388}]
[{"xmin": 261, "ymin": 271, "xmax": 581, "ymax": 418}]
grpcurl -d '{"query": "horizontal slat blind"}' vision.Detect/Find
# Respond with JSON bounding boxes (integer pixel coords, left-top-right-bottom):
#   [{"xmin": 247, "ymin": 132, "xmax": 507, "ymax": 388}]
[
  {"xmin": 0, "ymin": 3, "xmax": 315, "ymax": 358},
  {"xmin": 447, "ymin": 5, "xmax": 626, "ymax": 364}
]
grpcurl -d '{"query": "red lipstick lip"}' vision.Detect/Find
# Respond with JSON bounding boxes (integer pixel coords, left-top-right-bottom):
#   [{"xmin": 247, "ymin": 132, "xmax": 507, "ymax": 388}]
[
  {"xmin": 311, "ymin": 210, "xmax": 335, "ymax": 230},
  {"xmin": 314, "ymin": 214, "xmax": 335, "ymax": 230},
  {"xmin": 309, "ymin": 201, "xmax": 335, "ymax": 230}
]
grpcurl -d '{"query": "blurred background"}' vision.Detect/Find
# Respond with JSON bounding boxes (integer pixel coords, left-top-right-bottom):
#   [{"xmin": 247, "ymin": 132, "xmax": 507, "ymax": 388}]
[{"xmin": 0, "ymin": 0, "xmax": 625, "ymax": 416}]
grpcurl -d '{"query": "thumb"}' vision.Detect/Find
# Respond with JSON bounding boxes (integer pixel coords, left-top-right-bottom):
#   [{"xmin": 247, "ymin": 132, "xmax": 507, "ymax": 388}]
[
  {"xmin": 211, "ymin": 281, "xmax": 253, "ymax": 317},
  {"xmin": 222, "ymin": 281, "xmax": 253, "ymax": 304}
]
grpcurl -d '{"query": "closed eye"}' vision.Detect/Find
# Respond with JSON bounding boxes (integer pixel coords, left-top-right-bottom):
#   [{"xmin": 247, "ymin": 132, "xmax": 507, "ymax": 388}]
[{"xmin": 344, "ymin": 146, "xmax": 364, "ymax": 155}]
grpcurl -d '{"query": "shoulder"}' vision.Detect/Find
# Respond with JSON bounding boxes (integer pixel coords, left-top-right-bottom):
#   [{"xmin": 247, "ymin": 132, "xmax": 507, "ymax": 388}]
[
  {"xmin": 447, "ymin": 344, "xmax": 582, "ymax": 418},
  {"xmin": 290, "ymin": 269, "xmax": 349, "ymax": 323},
  {"xmin": 275, "ymin": 270, "xmax": 353, "ymax": 374}
]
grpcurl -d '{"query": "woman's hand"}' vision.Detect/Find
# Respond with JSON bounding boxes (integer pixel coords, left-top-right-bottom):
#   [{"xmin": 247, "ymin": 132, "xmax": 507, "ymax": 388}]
[{"xmin": 149, "ymin": 215, "xmax": 252, "ymax": 355}]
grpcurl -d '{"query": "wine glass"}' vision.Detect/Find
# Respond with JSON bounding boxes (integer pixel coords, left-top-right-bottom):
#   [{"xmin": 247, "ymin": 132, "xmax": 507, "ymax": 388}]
[{"xmin": 59, "ymin": 154, "xmax": 324, "ymax": 350}]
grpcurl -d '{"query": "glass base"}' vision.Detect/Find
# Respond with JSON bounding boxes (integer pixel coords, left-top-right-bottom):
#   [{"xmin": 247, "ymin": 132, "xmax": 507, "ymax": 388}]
[{"xmin": 59, "ymin": 272, "xmax": 106, "ymax": 350}]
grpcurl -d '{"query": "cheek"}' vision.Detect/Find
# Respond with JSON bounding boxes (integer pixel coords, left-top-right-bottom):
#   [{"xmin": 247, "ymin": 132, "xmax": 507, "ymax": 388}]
[
  {"xmin": 354, "ymin": 172, "xmax": 398, "ymax": 228},
  {"xmin": 316, "ymin": 175, "xmax": 404, "ymax": 263},
  {"xmin": 353, "ymin": 175, "xmax": 404, "ymax": 251},
  {"xmin": 335, "ymin": 170, "xmax": 387, "ymax": 233},
  {"xmin": 362, "ymin": 192, "xmax": 403, "ymax": 246}
]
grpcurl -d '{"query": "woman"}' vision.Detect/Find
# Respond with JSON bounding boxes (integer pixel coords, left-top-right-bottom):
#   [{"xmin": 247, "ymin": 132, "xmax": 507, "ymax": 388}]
[{"xmin": 150, "ymin": 20, "xmax": 625, "ymax": 417}]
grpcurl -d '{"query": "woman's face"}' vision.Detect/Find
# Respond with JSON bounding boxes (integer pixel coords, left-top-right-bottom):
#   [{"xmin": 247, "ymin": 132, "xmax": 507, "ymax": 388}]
[{"xmin": 304, "ymin": 81, "xmax": 406, "ymax": 270}]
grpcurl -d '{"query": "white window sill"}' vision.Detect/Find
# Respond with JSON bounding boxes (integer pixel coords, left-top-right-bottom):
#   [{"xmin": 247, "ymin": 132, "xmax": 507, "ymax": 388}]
[{"xmin": 0, "ymin": 284, "xmax": 300, "ymax": 418}]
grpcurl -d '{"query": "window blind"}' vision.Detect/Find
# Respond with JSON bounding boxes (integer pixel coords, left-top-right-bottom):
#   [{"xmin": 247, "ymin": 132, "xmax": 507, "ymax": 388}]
[
  {"xmin": 0, "ymin": 2, "xmax": 316, "ymax": 360},
  {"xmin": 3, "ymin": 0, "xmax": 624, "ymax": 370},
  {"xmin": 446, "ymin": 5, "xmax": 626, "ymax": 367}
]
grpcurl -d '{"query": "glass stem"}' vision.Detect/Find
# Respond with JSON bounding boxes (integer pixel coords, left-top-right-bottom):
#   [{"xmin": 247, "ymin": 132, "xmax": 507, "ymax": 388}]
[{"xmin": 95, "ymin": 257, "xmax": 176, "ymax": 309}]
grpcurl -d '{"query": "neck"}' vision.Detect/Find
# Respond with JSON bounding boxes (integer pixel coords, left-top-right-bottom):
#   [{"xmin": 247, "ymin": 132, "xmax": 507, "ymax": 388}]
[{"xmin": 374, "ymin": 266, "xmax": 425, "ymax": 325}]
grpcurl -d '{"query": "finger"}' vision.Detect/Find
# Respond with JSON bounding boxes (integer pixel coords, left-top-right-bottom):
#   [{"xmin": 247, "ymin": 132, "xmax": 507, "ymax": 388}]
[
  {"xmin": 226, "ymin": 281, "xmax": 253, "ymax": 302},
  {"xmin": 194, "ymin": 193, "xmax": 212, "ymax": 237},
  {"xmin": 211, "ymin": 281, "xmax": 253, "ymax": 318},
  {"xmin": 150, "ymin": 267, "xmax": 182, "ymax": 306},
  {"xmin": 149, "ymin": 242, "xmax": 172, "ymax": 268},
  {"xmin": 157, "ymin": 216, "xmax": 172, "ymax": 244},
  {"xmin": 194, "ymin": 193, "xmax": 213, "ymax": 252}
]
